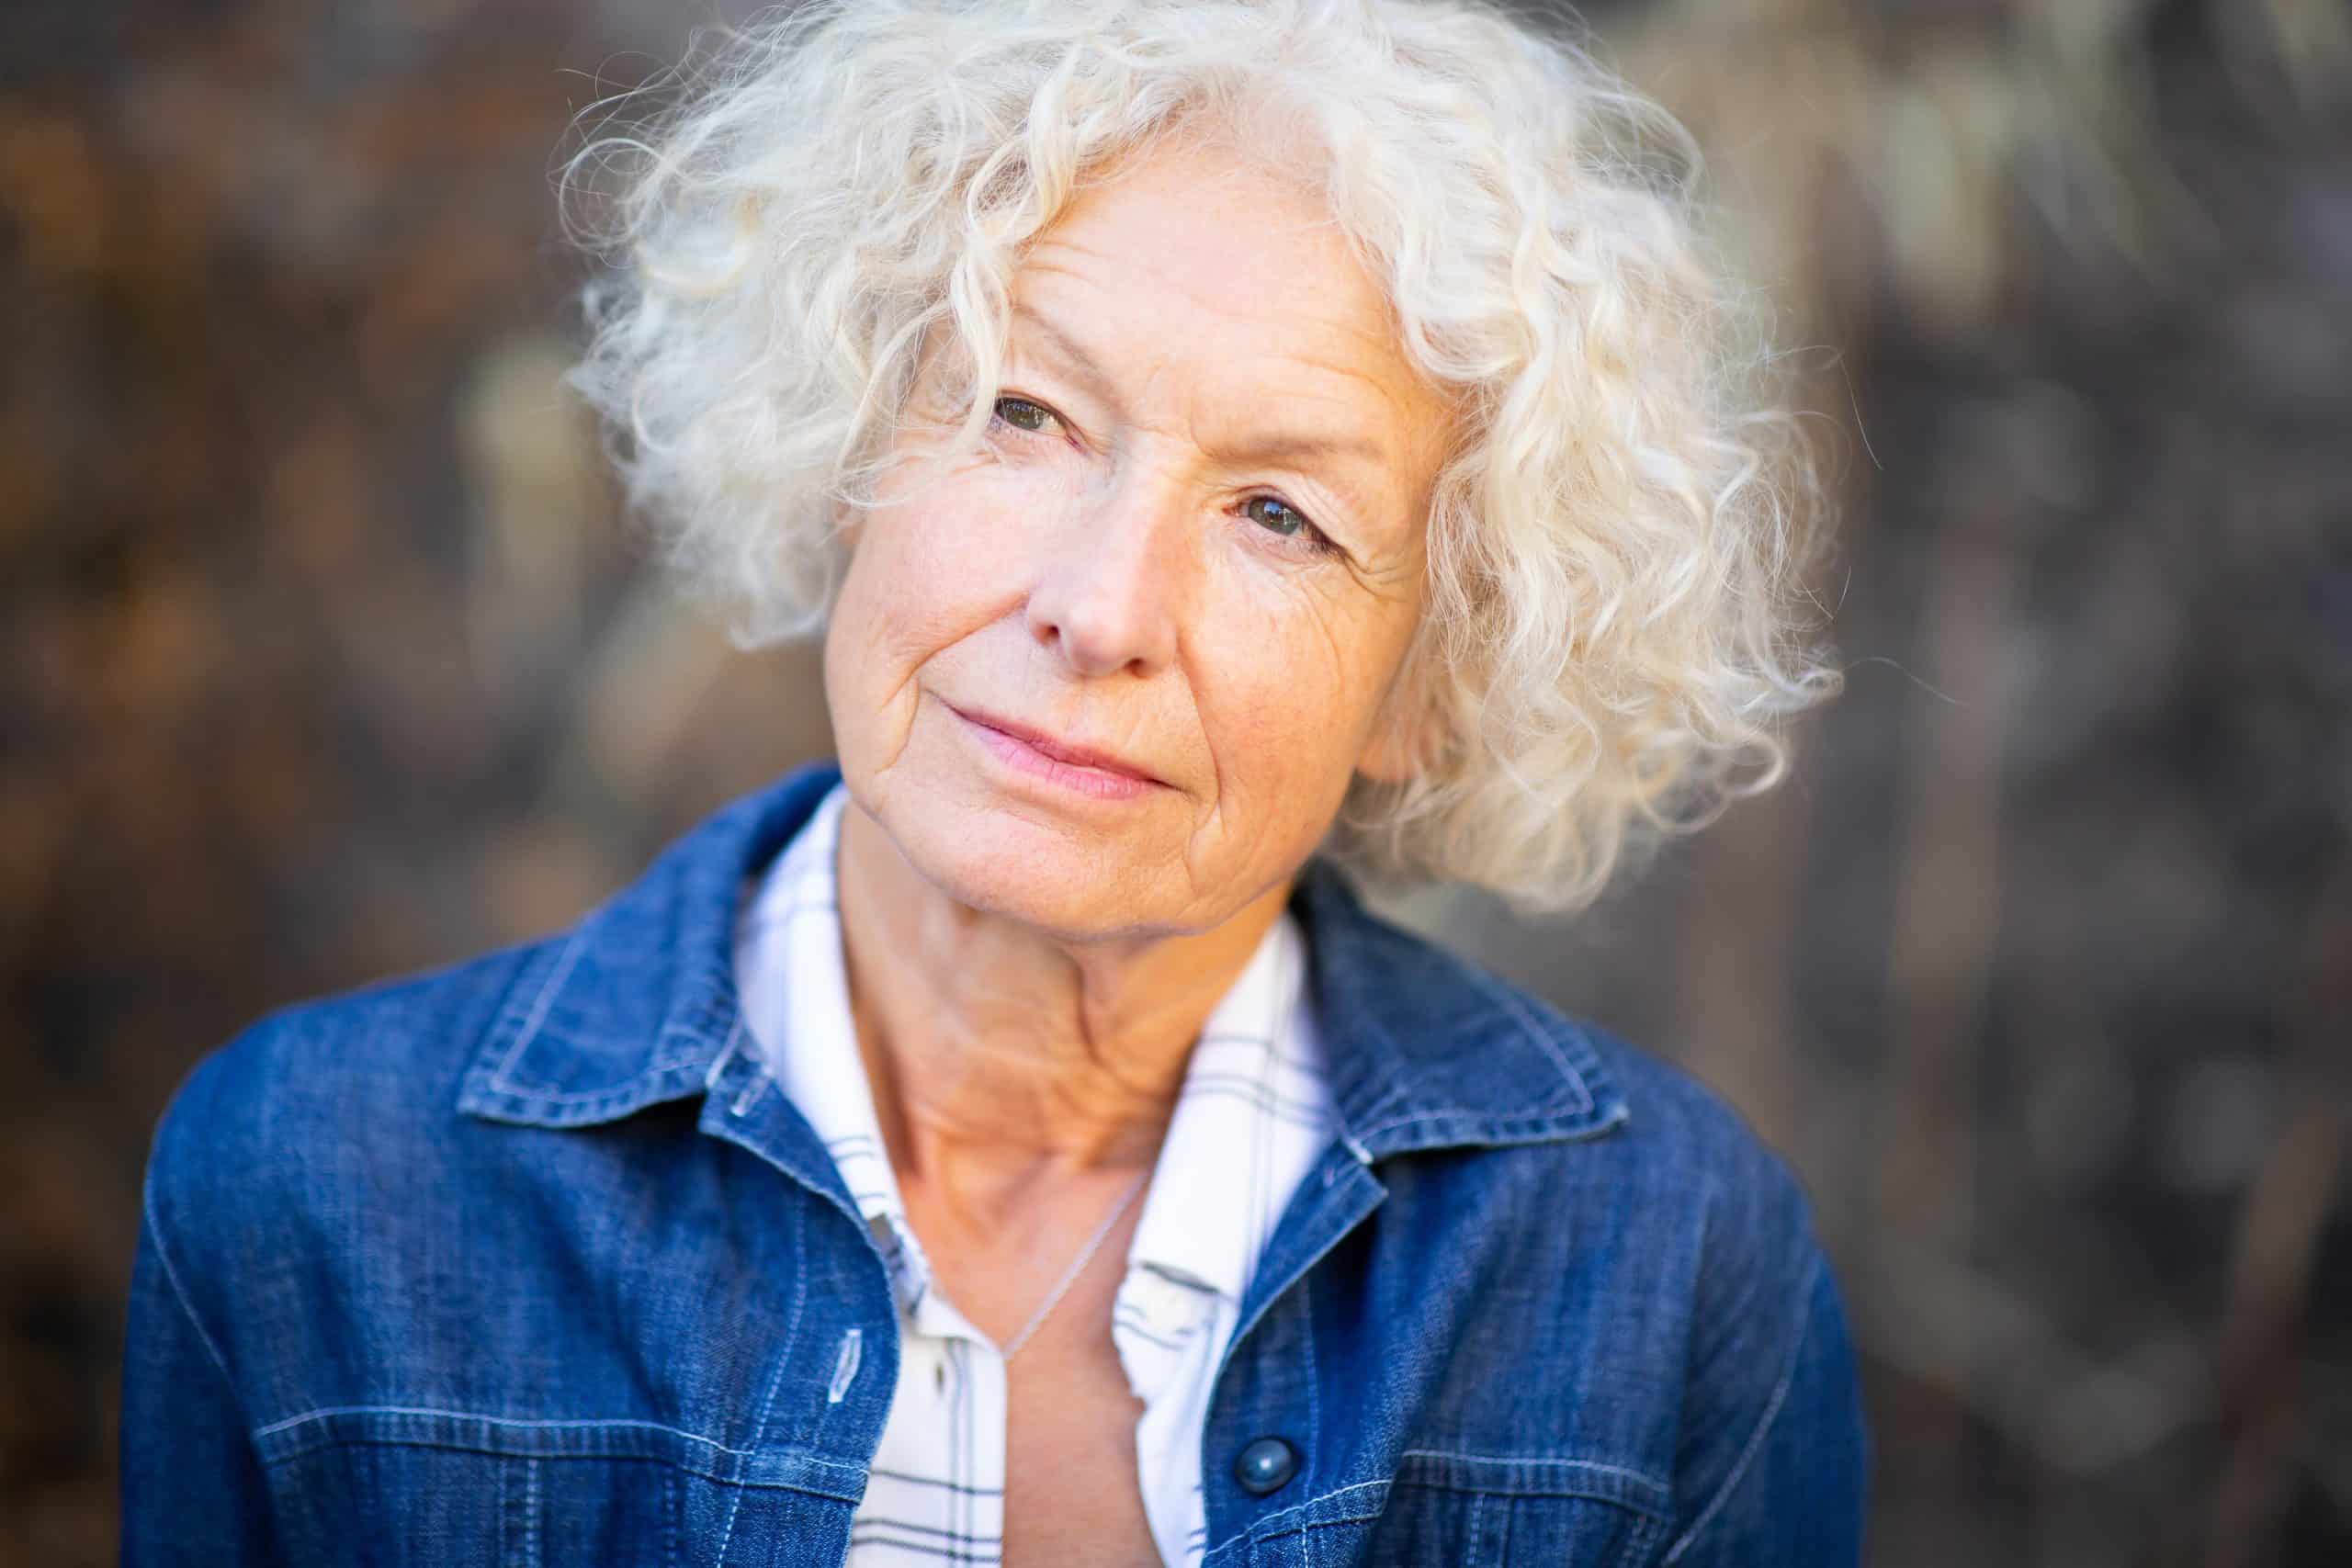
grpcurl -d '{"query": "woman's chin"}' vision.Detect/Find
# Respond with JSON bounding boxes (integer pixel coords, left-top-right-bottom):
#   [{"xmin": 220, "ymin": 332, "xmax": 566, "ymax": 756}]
[{"xmin": 887, "ymin": 807, "xmax": 1183, "ymax": 942}]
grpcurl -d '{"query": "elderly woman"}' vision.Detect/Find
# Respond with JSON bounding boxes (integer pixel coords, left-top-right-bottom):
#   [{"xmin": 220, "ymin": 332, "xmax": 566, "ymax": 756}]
[{"xmin": 121, "ymin": 1, "xmax": 1865, "ymax": 1563}]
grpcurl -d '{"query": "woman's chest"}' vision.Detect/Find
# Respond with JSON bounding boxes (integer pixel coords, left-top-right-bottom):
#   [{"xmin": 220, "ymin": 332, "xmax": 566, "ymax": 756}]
[
  {"xmin": 844, "ymin": 1325, "xmax": 1160, "ymax": 1567},
  {"xmin": 225, "ymin": 1132, "xmax": 1694, "ymax": 1565},
  {"xmin": 1002, "ymin": 1345, "xmax": 1162, "ymax": 1566}
]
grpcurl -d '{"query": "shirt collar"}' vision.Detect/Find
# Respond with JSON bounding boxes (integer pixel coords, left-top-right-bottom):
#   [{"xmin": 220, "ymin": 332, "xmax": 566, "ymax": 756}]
[
  {"xmin": 729, "ymin": 779, "xmax": 1338, "ymax": 1313},
  {"xmin": 456, "ymin": 760, "xmax": 1629, "ymax": 1156},
  {"xmin": 728, "ymin": 781, "xmax": 948, "ymax": 1325},
  {"xmin": 1121, "ymin": 906, "xmax": 1332, "ymax": 1303}
]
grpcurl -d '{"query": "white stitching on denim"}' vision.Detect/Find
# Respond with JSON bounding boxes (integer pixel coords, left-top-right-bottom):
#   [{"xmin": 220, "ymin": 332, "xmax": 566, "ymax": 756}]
[
  {"xmin": 251, "ymin": 1404, "xmax": 752, "ymax": 1451},
  {"xmin": 1394, "ymin": 1450, "xmax": 1669, "ymax": 1505},
  {"xmin": 1338, "ymin": 996, "xmax": 1605, "ymax": 1150},
  {"xmin": 1396, "ymin": 1450, "xmax": 1665, "ymax": 1483},
  {"xmin": 486, "ymin": 934, "xmax": 587, "ymax": 1091},
  {"xmin": 1301, "ymin": 1272, "xmax": 1323, "ymax": 1568},
  {"xmin": 711, "ymin": 1179, "xmax": 814, "ymax": 1564},
  {"xmin": 481, "ymin": 1052, "xmax": 710, "ymax": 1111},
  {"xmin": 140, "ymin": 1180, "xmax": 238, "ymax": 1390},
  {"xmin": 1348, "ymin": 1102, "xmax": 1630, "ymax": 1148},
  {"xmin": 1659, "ymin": 1249, "xmax": 1823, "ymax": 1563},
  {"xmin": 1229, "ymin": 1479, "xmax": 1390, "ymax": 1539},
  {"xmin": 1468, "ymin": 971, "xmax": 1595, "ymax": 1112},
  {"xmin": 1301, "ymin": 1271, "xmax": 1321, "ymax": 1498}
]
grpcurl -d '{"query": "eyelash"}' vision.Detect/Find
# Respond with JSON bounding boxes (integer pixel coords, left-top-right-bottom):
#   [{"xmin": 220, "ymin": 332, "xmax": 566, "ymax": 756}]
[{"xmin": 988, "ymin": 395, "xmax": 1343, "ymax": 559}]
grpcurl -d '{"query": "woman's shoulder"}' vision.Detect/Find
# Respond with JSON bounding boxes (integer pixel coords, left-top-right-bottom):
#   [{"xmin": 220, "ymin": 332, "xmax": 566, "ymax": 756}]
[
  {"xmin": 1575, "ymin": 1016, "xmax": 1818, "ymax": 1236},
  {"xmin": 1474, "ymin": 986, "xmax": 1830, "ymax": 1315},
  {"xmin": 140, "ymin": 935, "xmax": 559, "ymax": 1263},
  {"xmin": 1317, "ymin": 903, "xmax": 1865, "ymax": 1541},
  {"xmin": 1305, "ymin": 873, "xmax": 1841, "ymax": 1389},
  {"xmin": 139, "ymin": 765, "xmax": 839, "ymax": 1274},
  {"xmin": 1302, "ymin": 865, "xmax": 1823, "ymax": 1250}
]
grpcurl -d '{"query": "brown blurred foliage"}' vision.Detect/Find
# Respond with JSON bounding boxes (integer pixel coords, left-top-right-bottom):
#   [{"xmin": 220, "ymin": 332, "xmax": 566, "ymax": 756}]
[{"xmin": 1, "ymin": 2, "xmax": 2346, "ymax": 1565}]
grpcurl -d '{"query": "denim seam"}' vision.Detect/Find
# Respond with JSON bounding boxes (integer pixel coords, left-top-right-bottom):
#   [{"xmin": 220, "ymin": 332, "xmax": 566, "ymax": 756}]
[
  {"xmin": 252, "ymin": 1406, "xmax": 751, "ymax": 1450},
  {"xmin": 1301, "ymin": 1269, "xmax": 1322, "ymax": 1566},
  {"xmin": 140, "ymin": 1180, "xmax": 237, "ymax": 1393},
  {"xmin": 487, "ymin": 1043, "xmax": 713, "ymax": 1106},
  {"xmin": 1469, "ymin": 972, "xmax": 1596, "ymax": 1113},
  {"xmin": 1341, "ymin": 1022, "xmax": 1611, "ymax": 1146},
  {"xmin": 247, "ymin": 1408, "xmax": 873, "ymax": 1504},
  {"xmin": 1302, "ymin": 1272, "xmax": 1322, "ymax": 1473},
  {"xmin": 1239, "ymin": 1478, "xmax": 1391, "ymax": 1539},
  {"xmin": 663, "ymin": 1460, "xmax": 683, "ymax": 1564},
  {"xmin": 1340, "ymin": 1084, "xmax": 1412, "ymax": 1145},
  {"xmin": 255, "ymin": 1432, "xmax": 864, "ymax": 1497},
  {"xmin": 1348, "ymin": 1103, "xmax": 1627, "ymax": 1147},
  {"xmin": 1396, "ymin": 1451, "xmax": 1668, "ymax": 1490},
  {"xmin": 712, "ymin": 1180, "xmax": 813, "ymax": 1563},
  {"xmin": 1659, "ymin": 1248, "xmax": 1821, "ymax": 1563},
  {"xmin": 485, "ymin": 933, "xmax": 587, "ymax": 1089}
]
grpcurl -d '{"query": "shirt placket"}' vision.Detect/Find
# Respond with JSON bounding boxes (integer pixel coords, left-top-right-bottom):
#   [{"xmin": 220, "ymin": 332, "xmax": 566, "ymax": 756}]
[{"xmin": 865, "ymin": 1205, "xmax": 1012, "ymax": 1560}]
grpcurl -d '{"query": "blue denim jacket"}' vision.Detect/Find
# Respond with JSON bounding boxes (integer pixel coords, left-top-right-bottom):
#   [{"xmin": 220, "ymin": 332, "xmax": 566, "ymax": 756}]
[{"xmin": 121, "ymin": 760, "xmax": 1867, "ymax": 1566}]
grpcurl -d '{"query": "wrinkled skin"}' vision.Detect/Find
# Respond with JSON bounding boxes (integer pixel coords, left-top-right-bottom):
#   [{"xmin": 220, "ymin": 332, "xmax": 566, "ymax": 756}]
[
  {"xmin": 815, "ymin": 135, "xmax": 1453, "ymax": 1566},
  {"xmin": 826, "ymin": 136, "xmax": 1450, "ymax": 947}
]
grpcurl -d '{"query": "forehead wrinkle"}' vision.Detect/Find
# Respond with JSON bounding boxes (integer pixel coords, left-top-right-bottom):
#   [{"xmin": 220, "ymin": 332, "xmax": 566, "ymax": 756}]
[
  {"xmin": 1006, "ymin": 291, "xmax": 1120, "ymax": 404},
  {"xmin": 1015, "ymin": 233, "xmax": 1410, "ymax": 406},
  {"xmin": 1011, "ymin": 261, "xmax": 1432, "ymax": 488},
  {"xmin": 1012, "ymin": 180, "xmax": 1450, "ymax": 550}
]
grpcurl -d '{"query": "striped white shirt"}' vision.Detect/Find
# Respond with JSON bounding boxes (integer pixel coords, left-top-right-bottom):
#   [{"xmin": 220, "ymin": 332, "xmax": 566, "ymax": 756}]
[{"xmin": 731, "ymin": 782, "xmax": 1336, "ymax": 1566}]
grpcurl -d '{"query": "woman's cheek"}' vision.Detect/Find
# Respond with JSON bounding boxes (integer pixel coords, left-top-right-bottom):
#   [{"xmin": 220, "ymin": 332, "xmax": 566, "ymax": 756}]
[
  {"xmin": 906, "ymin": 465, "xmax": 1069, "ymax": 601},
  {"xmin": 856, "ymin": 505, "xmax": 1017, "ymax": 669},
  {"xmin": 1212, "ymin": 621, "xmax": 1351, "ymax": 789}
]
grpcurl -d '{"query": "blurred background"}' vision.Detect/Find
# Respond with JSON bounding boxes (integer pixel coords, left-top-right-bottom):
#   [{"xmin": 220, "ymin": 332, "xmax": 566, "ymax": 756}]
[{"xmin": 1, "ymin": 0, "xmax": 2345, "ymax": 1562}]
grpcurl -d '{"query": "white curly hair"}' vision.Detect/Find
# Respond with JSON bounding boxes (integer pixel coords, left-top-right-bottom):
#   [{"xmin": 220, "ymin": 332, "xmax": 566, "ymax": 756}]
[{"xmin": 560, "ymin": 0, "xmax": 1841, "ymax": 913}]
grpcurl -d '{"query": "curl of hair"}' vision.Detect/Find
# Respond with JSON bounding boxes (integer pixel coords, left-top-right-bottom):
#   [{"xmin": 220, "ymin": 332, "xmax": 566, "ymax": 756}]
[{"xmin": 560, "ymin": 0, "xmax": 1842, "ymax": 913}]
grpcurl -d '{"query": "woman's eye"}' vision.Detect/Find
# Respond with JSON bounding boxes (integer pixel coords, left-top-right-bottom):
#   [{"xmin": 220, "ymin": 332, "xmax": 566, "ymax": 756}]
[
  {"xmin": 1243, "ymin": 495, "xmax": 1317, "ymax": 541},
  {"xmin": 991, "ymin": 396, "xmax": 1057, "ymax": 434}
]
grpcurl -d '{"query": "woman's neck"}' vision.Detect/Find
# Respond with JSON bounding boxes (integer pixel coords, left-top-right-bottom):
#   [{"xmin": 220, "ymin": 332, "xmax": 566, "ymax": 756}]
[{"xmin": 832, "ymin": 794, "xmax": 1289, "ymax": 1222}]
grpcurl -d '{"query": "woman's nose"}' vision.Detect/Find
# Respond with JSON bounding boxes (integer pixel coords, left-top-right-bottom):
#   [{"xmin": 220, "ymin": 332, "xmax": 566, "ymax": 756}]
[{"xmin": 1023, "ymin": 471, "xmax": 1191, "ymax": 679}]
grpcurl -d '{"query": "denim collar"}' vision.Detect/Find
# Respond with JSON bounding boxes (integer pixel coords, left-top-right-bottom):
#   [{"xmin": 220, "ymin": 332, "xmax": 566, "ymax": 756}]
[{"xmin": 456, "ymin": 761, "xmax": 1628, "ymax": 1158}]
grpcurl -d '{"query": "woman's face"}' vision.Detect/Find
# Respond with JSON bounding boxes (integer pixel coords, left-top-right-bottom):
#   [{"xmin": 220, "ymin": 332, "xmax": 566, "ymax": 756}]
[{"xmin": 825, "ymin": 138, "xmax": 1450, "ymax": 940}]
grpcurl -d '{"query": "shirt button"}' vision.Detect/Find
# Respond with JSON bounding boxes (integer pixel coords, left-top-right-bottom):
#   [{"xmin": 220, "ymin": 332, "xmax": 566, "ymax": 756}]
[{"xmin": 1233, "ymin": 1437, "xmax": 1299, "ymax": 1496}]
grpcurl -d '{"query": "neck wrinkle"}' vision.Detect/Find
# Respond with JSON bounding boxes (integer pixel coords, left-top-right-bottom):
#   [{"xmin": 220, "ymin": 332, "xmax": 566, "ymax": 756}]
[{"xmin": 832, "ymin": 792, "xmax": 1289, "ymax": 1192}]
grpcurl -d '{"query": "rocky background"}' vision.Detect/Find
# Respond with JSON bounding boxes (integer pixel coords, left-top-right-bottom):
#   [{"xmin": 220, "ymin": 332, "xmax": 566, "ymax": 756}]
[{"xmin": 1, "ymin": 1, "xmax": 2345, "ymax": 1563}]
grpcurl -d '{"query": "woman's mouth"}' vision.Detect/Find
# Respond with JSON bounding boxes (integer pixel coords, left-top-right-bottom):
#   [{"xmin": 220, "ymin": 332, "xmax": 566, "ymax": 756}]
[{"xmin": 945, "ymin": 703, "xmax": 1169, "ymax": 802}]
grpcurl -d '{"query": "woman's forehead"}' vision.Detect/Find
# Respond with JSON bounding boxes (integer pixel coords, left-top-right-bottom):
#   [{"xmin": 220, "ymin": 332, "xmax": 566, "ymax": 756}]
[
  {"xmin": 1020, "ymin": 145, "xmax": 1386, "ymax": 349},
  {"xmin": 1004, "ymin": 145, "xmax": 1449, "ymax": 464}
]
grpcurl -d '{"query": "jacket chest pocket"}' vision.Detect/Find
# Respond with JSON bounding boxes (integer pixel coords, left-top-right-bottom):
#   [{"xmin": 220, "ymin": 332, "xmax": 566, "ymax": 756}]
[
  {"xmin": 255, "ymin": 1410, "xmax": 686, "ymax": 1566},
  {"xmin": 1363, "ymin": 1485, "xmax": 1668, "ymax": 1567},
  {"xmin": 1360, "ymin": 1453, "xmax": 1672, "ymax": 1568}
]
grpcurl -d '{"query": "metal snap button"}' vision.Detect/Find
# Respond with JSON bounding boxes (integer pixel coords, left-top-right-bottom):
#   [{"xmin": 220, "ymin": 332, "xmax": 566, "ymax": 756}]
[{"xmin": 1233, "ymin": 1437, "xmax": 1299, "ymax": 1496}]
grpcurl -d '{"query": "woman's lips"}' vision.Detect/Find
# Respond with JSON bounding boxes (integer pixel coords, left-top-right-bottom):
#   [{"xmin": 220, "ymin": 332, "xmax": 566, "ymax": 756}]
[{"xmin": 947, "ymin": 704, "xmax": 1168, "ymax": 802}]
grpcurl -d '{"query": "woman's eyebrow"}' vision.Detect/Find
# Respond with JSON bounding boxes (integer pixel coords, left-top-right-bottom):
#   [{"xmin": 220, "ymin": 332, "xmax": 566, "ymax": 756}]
[
  {"xmin": 1009, "ymin": 301, "xmax": 1120, "ymax": 404},
  {"xmin": 1216, "ymin": 426, "xmax": 1393, "ymax": 475}
]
